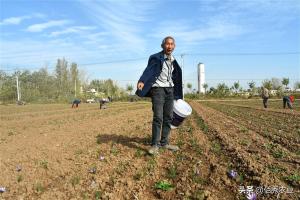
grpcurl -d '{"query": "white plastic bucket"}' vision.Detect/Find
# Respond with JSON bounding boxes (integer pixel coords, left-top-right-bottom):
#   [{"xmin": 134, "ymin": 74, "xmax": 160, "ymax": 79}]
[{"xmin": 171, "ymin": 99, "xmax": 192, "ymax": 129}]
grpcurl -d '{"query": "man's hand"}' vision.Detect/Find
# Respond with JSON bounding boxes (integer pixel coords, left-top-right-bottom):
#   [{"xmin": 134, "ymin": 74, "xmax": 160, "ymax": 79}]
[{"xmin": 137, "ymin": 82, "xmax": 144, "ymax": 90}]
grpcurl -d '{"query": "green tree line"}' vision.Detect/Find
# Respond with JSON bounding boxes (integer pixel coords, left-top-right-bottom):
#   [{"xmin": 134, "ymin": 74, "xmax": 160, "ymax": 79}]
[
  {"xmin": 185, "ymin": 77, "xmax": 300, "ymax": 99},
  {"xmin": 0, "ymin": 58, "xmax": 129, "ymax": 104}
]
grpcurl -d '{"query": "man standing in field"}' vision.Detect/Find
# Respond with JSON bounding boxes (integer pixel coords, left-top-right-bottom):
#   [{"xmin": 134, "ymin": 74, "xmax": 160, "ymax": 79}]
[
  {"xmin": 136, "ymin": 36, "xmax": 183, "ymax": 155},
  {"xmin": 261, "ymin": 86, "xmax": 269, "ymax": 108}
]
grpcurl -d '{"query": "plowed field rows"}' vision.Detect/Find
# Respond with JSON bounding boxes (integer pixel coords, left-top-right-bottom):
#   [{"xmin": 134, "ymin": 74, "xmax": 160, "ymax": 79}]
[{"xmin": 0, "ymin": 101, "xmax": 299, "ymax": 199}]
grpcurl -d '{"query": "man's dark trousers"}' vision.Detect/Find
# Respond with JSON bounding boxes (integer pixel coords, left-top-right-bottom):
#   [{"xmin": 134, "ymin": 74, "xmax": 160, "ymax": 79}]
[{"xmin": 151, "ymin": 87, "xmax": 174, "ymax": 146}]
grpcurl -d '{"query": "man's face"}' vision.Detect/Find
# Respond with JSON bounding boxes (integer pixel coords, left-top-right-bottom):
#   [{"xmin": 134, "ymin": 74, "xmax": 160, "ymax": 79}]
[{"xmin": 163, "ymin": 38, "xmax": 175, "ymax": 55}]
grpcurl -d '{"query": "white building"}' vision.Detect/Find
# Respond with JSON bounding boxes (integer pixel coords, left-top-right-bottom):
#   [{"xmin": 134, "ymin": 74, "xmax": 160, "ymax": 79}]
[{"xmin": 197, "ymin": 63, "xmax": 205, "ymax": 93}]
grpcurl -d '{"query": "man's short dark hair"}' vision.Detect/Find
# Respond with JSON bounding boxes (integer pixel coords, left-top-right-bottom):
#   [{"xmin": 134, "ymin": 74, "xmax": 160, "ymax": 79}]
[{"xmin": 161, "ymin": 36, "xmax": 175, "ymax": 48}]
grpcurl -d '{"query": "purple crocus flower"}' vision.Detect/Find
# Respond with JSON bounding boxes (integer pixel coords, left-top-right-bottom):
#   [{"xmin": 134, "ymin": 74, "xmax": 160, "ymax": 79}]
[
  {"xmin": 228, "ymin": 170, "xmax": 238, "ymax": 178},
  {"xmin": 16, "ymin": 165, "xmax": 22, "ymax": 172},
  {"xmin": 246, "ymin": 192, "xmax": 257, "ymax": 200},
  {"xmin": 0, "ymin": 187, "xmax": 6, "ymax": 193},
  {"xmin": 99, "ymin": 156, "xmax": 105, "ymax": 161}
]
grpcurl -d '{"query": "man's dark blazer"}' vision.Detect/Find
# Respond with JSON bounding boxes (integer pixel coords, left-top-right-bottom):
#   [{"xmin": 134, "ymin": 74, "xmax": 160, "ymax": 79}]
[{"xmin": 135, "ymin": 51, "xmax": 183, "ymax": 99}]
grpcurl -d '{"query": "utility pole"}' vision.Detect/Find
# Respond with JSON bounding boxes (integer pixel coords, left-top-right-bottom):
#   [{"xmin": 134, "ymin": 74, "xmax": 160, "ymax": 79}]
[
  {"xmin": 180, "ymin": 53, "xmax": 185, "ymax": 100},
  {"xmin": 75, "ymin": 79, "xmax": 77, "ymax": 98},
  {"xmin": 16, "ymin": 75, "xmax": 20, "ymax": 102}
]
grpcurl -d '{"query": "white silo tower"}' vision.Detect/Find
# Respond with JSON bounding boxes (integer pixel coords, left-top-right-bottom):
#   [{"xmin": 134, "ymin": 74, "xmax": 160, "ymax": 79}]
[{"xmin": 197, "ymin": 63, "xmax": 205, "ymax": 93}]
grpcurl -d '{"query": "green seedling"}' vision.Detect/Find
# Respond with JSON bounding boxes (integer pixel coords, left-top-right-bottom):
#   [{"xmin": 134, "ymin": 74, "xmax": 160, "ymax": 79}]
[
  {"xmin": 285, "ymin": 173, "xmax": 300, "ymax": 185},
  {"xmin": 35, "ymin": 182, "xmax": 45, "ymax": 193},
  {"xmin": 95, "ymin": 191, "xmax": 102, "ymax": 200},
  {"xmin": 211, "ymin": 142, "xmax": 221, "ymax": 154},
  {"xmin": 272, "ymin": 149, "xmax": 285, "ymax": 159},
  {"xmin": 268, "ymin": 165, "xmax": 285, "ymax": 174},
  {"xmin": 154, "ymin": 180, "xmax": 174, "ymax": 191},
  {"xmin": 17, "ymin": 175, "xmax": 23, "ymax": 182},
  {"xmin": 40, "ymin": 160, "xmax": 48, "ymax": 169},
  {"xmin": 239, "ymin": 126, "xmax": 248, "ymax": 133},
  {"xmin": 134, "ymin": 149, "xmax": 145, "ymax": 158}
]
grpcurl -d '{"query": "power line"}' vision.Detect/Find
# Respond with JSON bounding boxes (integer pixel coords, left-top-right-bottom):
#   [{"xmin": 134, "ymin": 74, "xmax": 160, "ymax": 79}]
[{"xmin": 79, "ymin": 57, "xmax": 147, "ymax": 66}]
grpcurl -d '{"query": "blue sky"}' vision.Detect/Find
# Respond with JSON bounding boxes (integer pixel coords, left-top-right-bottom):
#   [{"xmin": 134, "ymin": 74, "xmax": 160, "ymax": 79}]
[{"xmin": 0, "ymin": 0, "xmax": 300, "ymax": 90}]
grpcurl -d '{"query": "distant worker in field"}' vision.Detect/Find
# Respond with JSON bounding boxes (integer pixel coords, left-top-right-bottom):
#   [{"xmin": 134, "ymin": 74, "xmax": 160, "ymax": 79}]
[
  {"xmin": 261, "ymin": 86, "xmax": 269, "ymax": 108},
  {"xmin": 99, "ymin": 98, "xmax": 109, "ymax": 109},
  {"xmin": 135, "ymin": 36, "xmax": 183, "ymax": 155},
  {"xmin": 72, "ymin": 99, "xmax": 81, "ymax": 108},
  {"xmin": 283, "ymin": 94, "xmax": 294, "ymax": 109}
]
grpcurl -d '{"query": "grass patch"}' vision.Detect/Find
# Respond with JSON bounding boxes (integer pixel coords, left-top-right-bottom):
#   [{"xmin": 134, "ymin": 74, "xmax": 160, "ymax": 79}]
[
  {"xmin": 175, "ymin": 152, "xmax": 187, "ymax": 162},
  {"xmin": 8, "ymin": 130, "xmax": 15, "ymax": 136},
  {"xmin": 211, "ymin": 142, "xmax": 221, "ymax": 154},
  {"xmin": 190, "ymin": 138, "xmax": 203, "ymax": 155},
  {"xmin": 134, "ymin": 149, "xmax": 145, "ymax": 158},
  {"xmin": 268, "ymin": 165, "xmax": 285, "ymax": 174},
  {"xmin": 96, "ymin": 134, "xmax": 101, "ymax": 144},
  {"xmin": 192, "ymin": 175, "xmax": 208, "ymax": 185},
  {"xmin": 95, "ymin": 191, "xmax": 102, "ymax": 200},
  {"xmin": 35, "ymin": 182, "xmax": 45, "ymax": 193},
  {"xmin": 110, "ymin": 144, "xmax": 119, "ymax": 156},
  {"xmin": 272, "ymin": 149, "xmax": 286, "ymax": 159},
  {"xmin": 166, "ymin": 165, "xmax": 177, "ymax": 179},
  {"xmin": 237, "ymin": 173, "xmax": 245, "ymax": 184},
  {"xmin": 239, "ymin": 139, "xmax": 251, "ymax": 147},
  {"xmin": 239, "ymin": 126, "xmax": 249, "ymax": 133},
  {"xmin": 284, "ymin": 173, "xmax": 300, "ymax": 185},
  {"xmin": 40, "ymin": 160, "xmax": 48, "ymax": 169},
  {"xmin": 193, "ymin": 111, "xmax": 209, "ymax": 134},
  {"xmin": 147, "ymin": 157, "xmax": 157, "ymax": 172},
  {"xmin": 264, "ymin": 142, "xmax": 286, "ymax": 159},
  {"xmin": 176, "ymin": 137, "xmax": 184, "ymax": 148},
  {"xmin": 133, "ymin": 171, "xmax": 144, "ymax": 181},
  {"xmin": 264, "ymin": 142, "xmax": 276, "ymax": 150},
  {"xmin": 154, "ymin": 180, "xmax": 174, "ymax": 191}
]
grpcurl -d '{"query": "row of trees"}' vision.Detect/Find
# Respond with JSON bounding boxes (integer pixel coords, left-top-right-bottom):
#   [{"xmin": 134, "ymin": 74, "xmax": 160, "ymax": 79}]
[
  {"xmin": 0, "ymin": 58, "xmax": 130, "ymax": 103},
  {"xmin": 185, "ymin": 78, "xmax": 300, "ymax": 98}
]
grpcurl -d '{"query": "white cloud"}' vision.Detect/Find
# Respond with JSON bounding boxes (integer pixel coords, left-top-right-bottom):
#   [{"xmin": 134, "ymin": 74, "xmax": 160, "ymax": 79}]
[
  {"xmin": 78, "ymin": 0, "xmax": 159, "ymax": 53},
  {"xmin": 49, "ymin": 26, "xmax": 97, "ymax": 37},
  {"xmin": 0, "ymin": 13, "xmax": 46, "ymax": 25},
  {"xmin": 26, "ymin": 20, "xmax": 71, "ymax": 32},
  {"xmin": 151, "ymin": 18, "xmax": 245, "ymax": 45},
  {"xmin": 0, "ymin": 16, "xmax": 30, "ymax": 25}
]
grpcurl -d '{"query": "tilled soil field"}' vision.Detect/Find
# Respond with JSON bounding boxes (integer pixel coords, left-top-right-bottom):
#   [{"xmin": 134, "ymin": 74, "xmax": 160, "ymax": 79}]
[{"xmin": 0, "ymin": 101, "xmax": 299, "ymax": 200}]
